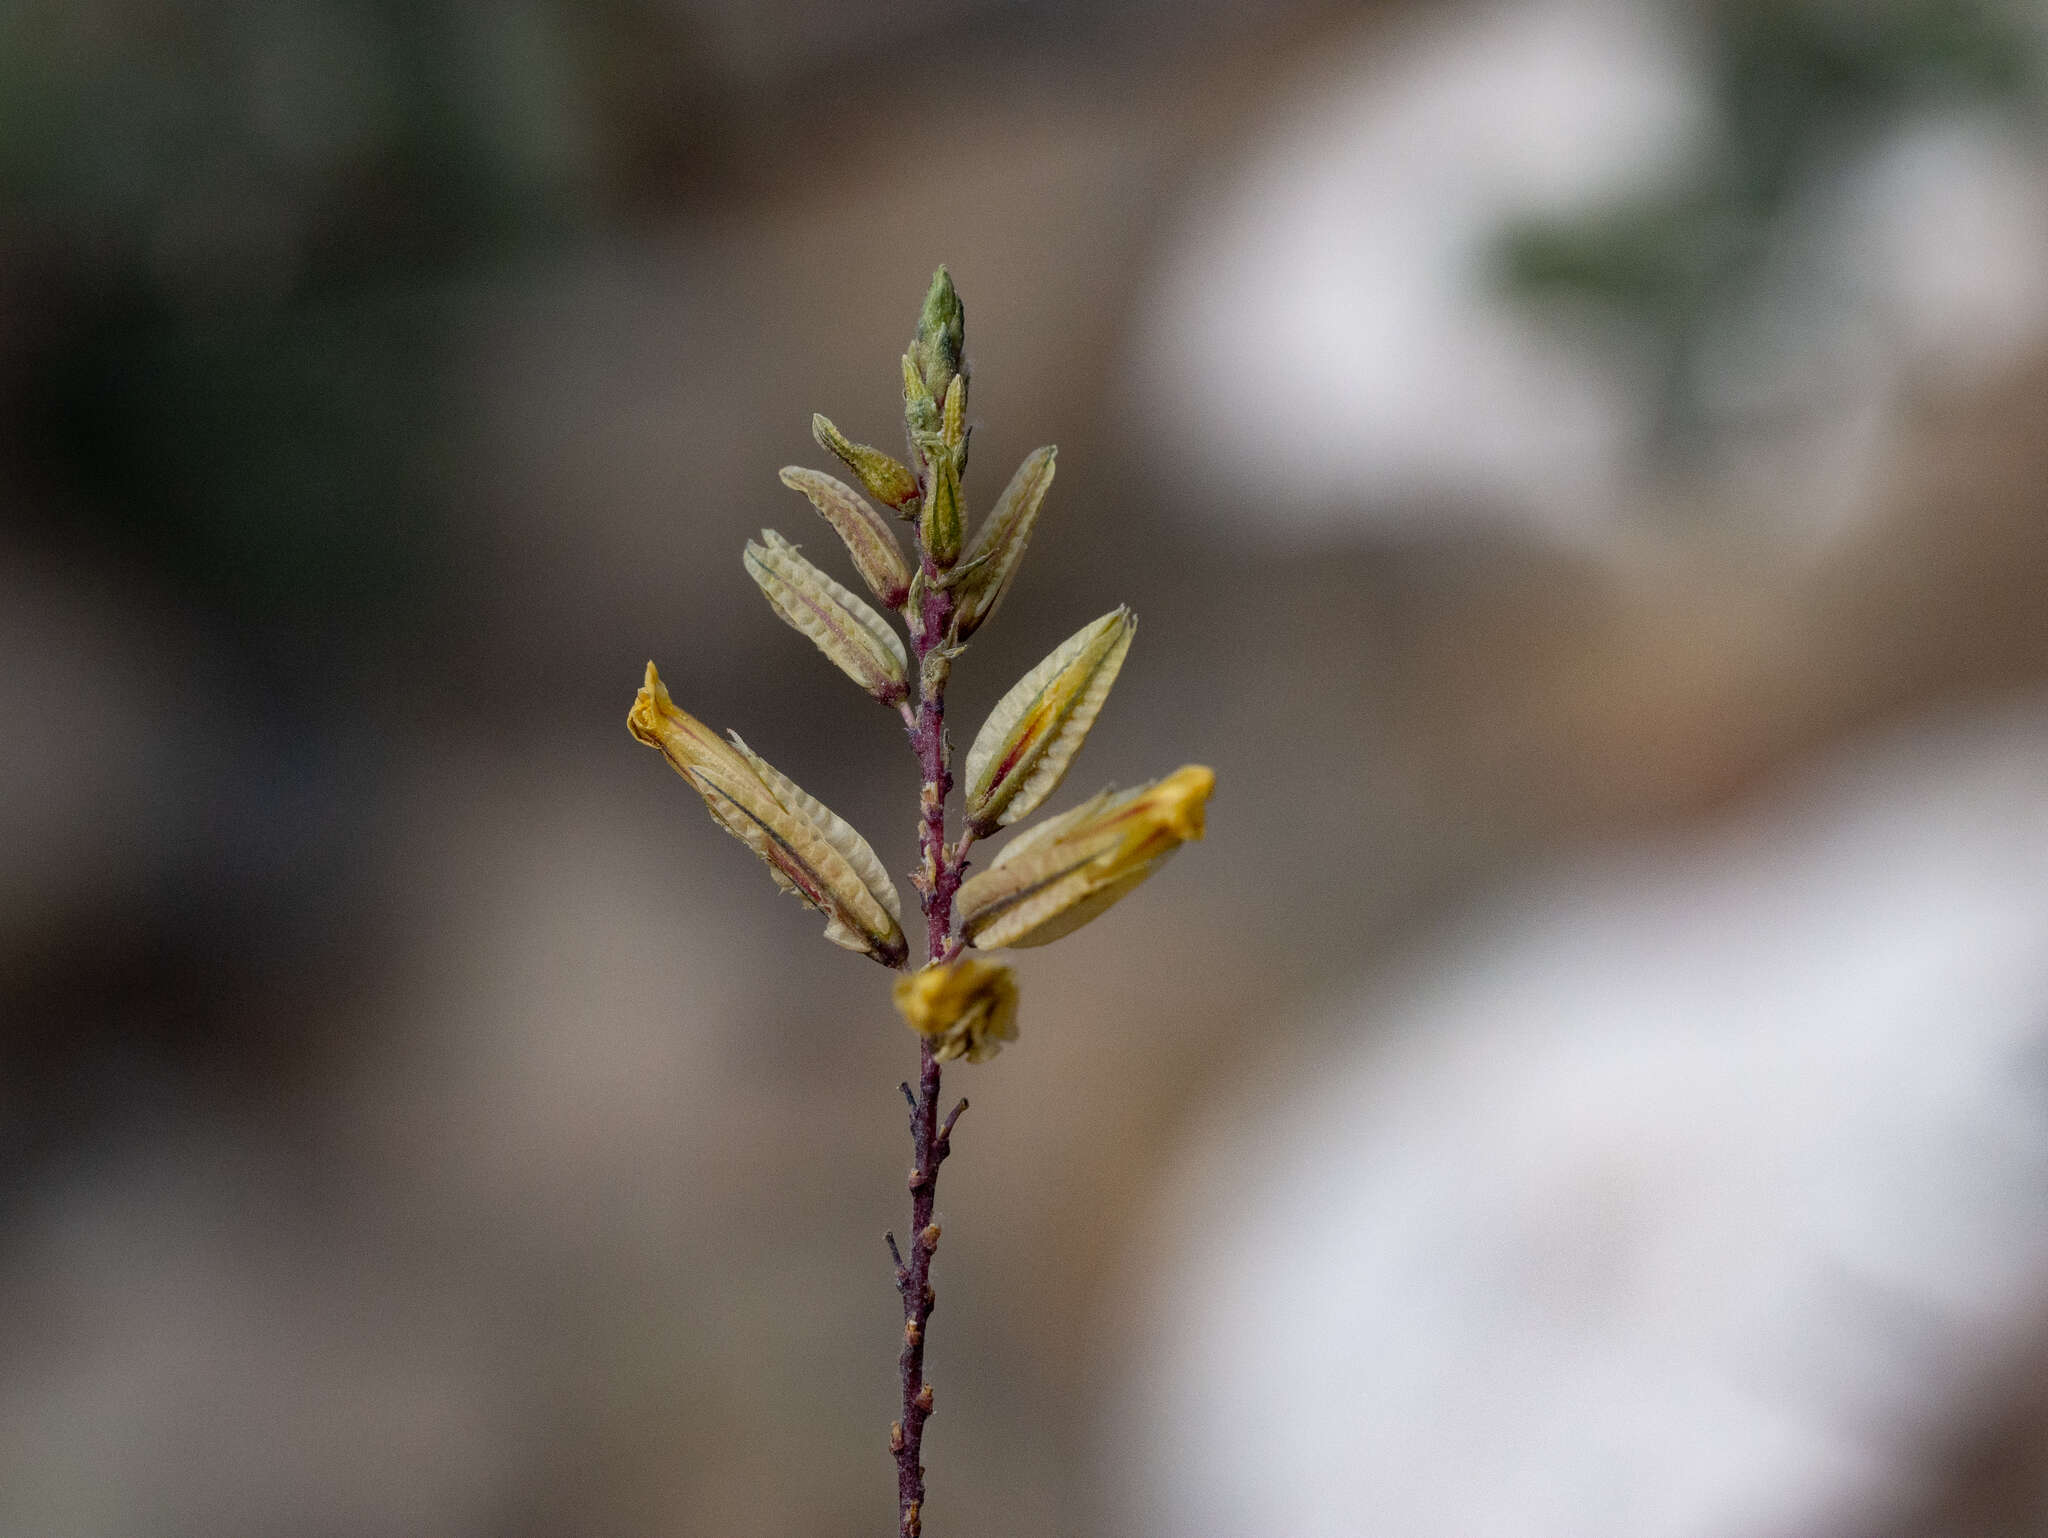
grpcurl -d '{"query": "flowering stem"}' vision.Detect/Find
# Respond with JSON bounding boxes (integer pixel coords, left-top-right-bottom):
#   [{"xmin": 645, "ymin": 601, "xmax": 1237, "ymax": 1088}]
[{"xmin": 892, "ymin": 559, "xmax": 969, "ymax": 1537}]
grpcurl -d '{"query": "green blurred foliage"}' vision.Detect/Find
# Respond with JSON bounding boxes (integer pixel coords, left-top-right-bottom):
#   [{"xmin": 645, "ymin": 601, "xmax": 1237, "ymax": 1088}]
[
  {"xmin": 1498, "ymin": 0, "xmax": 2045, "ymax": 449},
  {"xmin": 0, "ymin": 0, "xmax": 697, "ymax": 644}
]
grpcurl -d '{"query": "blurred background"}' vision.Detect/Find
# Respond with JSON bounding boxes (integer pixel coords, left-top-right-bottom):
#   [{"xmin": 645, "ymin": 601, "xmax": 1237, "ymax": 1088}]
[{"xmin": 5, "ymin": 0, "xmax": 2048, "ymax": 1533}]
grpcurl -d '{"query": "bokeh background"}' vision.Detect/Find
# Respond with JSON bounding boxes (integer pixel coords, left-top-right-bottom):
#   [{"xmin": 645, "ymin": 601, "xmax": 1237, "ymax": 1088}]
[{"xmin": 7, "ymin": 0, "xmax": 2048, "ymax": 1533}]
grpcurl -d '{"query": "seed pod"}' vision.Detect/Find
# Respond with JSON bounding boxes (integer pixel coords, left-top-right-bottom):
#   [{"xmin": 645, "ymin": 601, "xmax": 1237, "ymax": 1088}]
[
  {"xmin": 778, "ymin": 466, "xmax": 913, "ymax": 610},
  {"xmin": 892, "ymin": 957, "xmax": 1019, "ymax": 1063},
  {"xmin": 911, "ymin": 266, "xmax": 965, "ymax": 407},
  {"xmin": 963, "ymin": 607, "xmax": 1135, "ymax": 832},
  {"xmin": 745, "ymin": 530, "xmax": 909, "ymax": 705},
  {"xmin": 627, "ymin": 663, "xmax": 907, "ymax": 964},
  {"xmin": 958, "ymin": 765, "xmax": 1213, "ymax": 949},
  {"xmin": 921, "ymin": 447, "xmax": 964, "ymax": 571},
  {"xmin": 813, "ymin": 413, "xmax": 919, "ymax": 512},
  {"xmin": 952, "ymin": 446, "xmax": 1054, "ymax": 640}
]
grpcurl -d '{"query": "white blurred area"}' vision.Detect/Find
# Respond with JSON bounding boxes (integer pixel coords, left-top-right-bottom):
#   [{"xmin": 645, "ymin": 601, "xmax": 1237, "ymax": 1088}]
[
  {"xmin": 1132, "ymin": 0, "xmax": 2048, "ymax": 548},
  {"xmin": 1110, "ymin": 2, "xmax": 2048, "ymax": 1533},
  {"xmin": 1117, "ymin": 698, "xmax": 2048, "ymax": 1537}
]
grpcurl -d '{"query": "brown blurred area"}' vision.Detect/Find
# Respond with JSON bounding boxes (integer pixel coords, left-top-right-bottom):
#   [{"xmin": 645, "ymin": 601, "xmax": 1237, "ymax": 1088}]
[{"xmin": 6, "ymin": 1, "xmax": 2048, "ymax": 1534}]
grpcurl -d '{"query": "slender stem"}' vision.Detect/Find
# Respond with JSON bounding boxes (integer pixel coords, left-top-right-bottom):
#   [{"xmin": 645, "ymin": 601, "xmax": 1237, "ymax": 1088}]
[{"xmin": 893, "ymin": 559, "xmax": 966, "ymax": 1538}]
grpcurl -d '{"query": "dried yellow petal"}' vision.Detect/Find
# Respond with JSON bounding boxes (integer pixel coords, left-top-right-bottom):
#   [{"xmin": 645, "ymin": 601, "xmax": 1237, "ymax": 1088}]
[
  {"xmin": 813, "ymin": 413, "xmax": 919, "ymax": 512},
  {"xmin": 962, "ymin": 607, "xmax": 1135, "ymax": 832},
  {"xmin": 628, "ymin": 663, "xmax": 907, "ymax": 965},
  {"xmin": 892, "ymin": 957, "xmax": 1019, "ymax": 1063},
  {"xmin": 958, "ymin": 765, "xmax": 1213, "ymax": 949},
  {"xmin": 745, "ymin": 530, "xmax": 909, "ymax": 704},
  {"xmin": 952, "ymin": 446, "xmax": 1054, "ymax": 640},
  {"xmin": 777, "ymin": 467, "xmax": 914, "ymax": 610}
]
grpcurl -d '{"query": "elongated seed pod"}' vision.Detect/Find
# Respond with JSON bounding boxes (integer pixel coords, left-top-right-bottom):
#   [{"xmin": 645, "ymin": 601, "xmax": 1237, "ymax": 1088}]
[
  {"xmin": 745, "ymin": 530, "xmax": 909, "ymax": 705},
  {"xmin": 963, "ymin": 607, "xmax": 1135, "ymax": 832}
]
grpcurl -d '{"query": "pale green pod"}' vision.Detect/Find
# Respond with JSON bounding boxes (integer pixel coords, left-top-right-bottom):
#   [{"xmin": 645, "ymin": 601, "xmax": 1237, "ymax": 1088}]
[
  {"xmin": 962, "ymin": 606, "xmax": 1135, "ymax": 832},
  {"xmin": 952, "ymin": 446, "xmax": 1055, "ymax": 640},
  {"xmin": 745, "ymin": 530, "xmax": 909, "ymax": 704},
  {"xmin": 778, "ymin": 466, "xmax": 914, "ymax": 610},
  {"xmin": 627, "ymin": 663, "xmax": 907, "ymax": 965},
  {"xmin": 958, "ymin": 765, "xmax": 1212, "ymax": 949}
]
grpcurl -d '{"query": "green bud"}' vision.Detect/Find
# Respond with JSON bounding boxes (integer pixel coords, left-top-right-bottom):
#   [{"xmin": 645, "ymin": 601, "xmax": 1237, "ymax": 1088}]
[
  {"xmin": 812, "ymin": 414, "xmax": 919, "ymax": 513},
  {"xmin": 941, "ymin": 372, "xmax": 966, "ymax": 451},
  {"xmin": 922, "ymin": 448, "xmax": 964, "ymax": 570},
  {"xmin": 912, "ymin": 266, "xmax": 965, "ymax": 404},
  {"xmin": 903, "ymin": 353, "xmax": 939, "ymax": 436}
]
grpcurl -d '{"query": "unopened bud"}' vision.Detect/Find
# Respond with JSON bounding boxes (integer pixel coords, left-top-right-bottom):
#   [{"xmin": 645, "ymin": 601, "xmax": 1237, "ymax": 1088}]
[
  {"xmin": 902, "ymin": 352, "xmax": 939, "ymax": 436},
  {"xmin": 912, "ymin": 266, "xmax": 965, "ymax": 405},
  {"xmin": 814, "ymin": 413, "xmax": 919, "ymax": 512},
  {"xmin": 941, "ymin": 372, "xmax": 966, "ymax": 450},
  {"xmin": 921, "ymin": 450, "xmax": 964, "ymax": 570}
]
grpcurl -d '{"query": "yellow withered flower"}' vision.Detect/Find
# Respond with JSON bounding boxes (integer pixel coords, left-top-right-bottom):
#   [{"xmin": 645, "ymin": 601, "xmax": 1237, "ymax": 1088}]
[
  {"xmin": 957, "ymin": 765, "xmax": 1213, "ymax": 949},
  {"xmin": 892, "ymin": 958, "xmax": 1020, "ymax": 1063},
  {"xmin": 628, "ymin": 663, "xmax": 908, "ymax": 966}
]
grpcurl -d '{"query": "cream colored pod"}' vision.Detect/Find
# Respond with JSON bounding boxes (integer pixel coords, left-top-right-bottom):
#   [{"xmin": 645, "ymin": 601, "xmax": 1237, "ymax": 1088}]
[
  {"xmin": 957, "ymin": 765, "xmax": 1214, "ymax": 949},
  {"xmin": 951, "ymin": 446, "xmax": 1055, "ymax": 641},
  {"xmin": 962, "ymin": 607, "xmax": 1136, "ymax": 834},
  {"xmin": 627, "ymin": 663, "xmax": 908, "ymax": 967},
  {"xmin": 744, "ymin": 530, "xmax": 910, "ymax": 706},
  {"xmin": 777, "ymin": 466, "xmax": 913, "ymax": 611}
]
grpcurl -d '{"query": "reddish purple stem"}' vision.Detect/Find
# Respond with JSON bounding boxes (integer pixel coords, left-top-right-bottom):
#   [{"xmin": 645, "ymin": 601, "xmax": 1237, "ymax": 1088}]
[{"xmin": 892, "ymin": 558, "xmax": 972, "ymax": 1538}]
